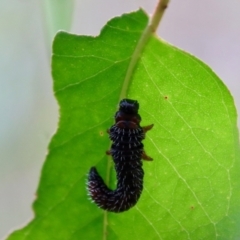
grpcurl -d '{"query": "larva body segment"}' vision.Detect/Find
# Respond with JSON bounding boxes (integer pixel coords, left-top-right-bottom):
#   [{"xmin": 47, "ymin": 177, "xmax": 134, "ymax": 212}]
[{"xmin": 87, "ymin": 99, "xmax": 153, "ymax": 213}]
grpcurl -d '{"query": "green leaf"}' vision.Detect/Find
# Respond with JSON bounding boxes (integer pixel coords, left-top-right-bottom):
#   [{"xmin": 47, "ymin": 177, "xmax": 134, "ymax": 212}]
[{"xmin": 8, "ymin": 9, "xmax": 240, "ymax": 240}]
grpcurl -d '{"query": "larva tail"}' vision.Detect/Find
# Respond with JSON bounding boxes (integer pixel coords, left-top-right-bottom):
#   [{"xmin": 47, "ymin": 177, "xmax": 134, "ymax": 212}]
[
  {"xmin": 88, "ymin": 167, "xmax": 109, "ymax": 196},
  {"xmin": 87, "ymin": 167, "xmax": 140, "ymax": 213},
  {"xmin": 87, "ymin": 167, "xmax": 111, "ymax": 208}
]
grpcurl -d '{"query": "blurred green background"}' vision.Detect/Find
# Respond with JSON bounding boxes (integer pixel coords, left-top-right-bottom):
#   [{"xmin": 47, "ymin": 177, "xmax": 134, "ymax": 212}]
[{"xmin": 0, "ymin": 0, "xmax": 239, "ymax": 238}]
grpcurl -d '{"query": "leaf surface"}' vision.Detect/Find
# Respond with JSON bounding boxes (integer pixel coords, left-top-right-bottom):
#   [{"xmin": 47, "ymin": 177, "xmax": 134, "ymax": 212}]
[{"xmin": 8, "ymin": 9, "xmax": 240, "ymax": 240}]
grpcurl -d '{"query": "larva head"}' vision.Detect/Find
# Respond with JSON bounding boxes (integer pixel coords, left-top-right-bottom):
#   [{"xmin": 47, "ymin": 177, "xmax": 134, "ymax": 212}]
[
  {"xmin": 115, "ymin": 99, "xmax": 141, "ymax": 128},
  {"xmin": 119, "ymin": 99, "xmax": 139, "ymax": 114}
]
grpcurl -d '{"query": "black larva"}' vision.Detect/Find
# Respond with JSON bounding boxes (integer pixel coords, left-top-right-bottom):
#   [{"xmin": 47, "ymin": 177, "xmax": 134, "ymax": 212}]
[{"xmin": 87, "ymin": 99, "xmax": 153, "ymax": 213}]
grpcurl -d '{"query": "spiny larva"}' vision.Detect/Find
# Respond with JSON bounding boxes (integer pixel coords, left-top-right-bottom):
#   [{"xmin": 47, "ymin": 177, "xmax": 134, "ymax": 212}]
[{"xmin": 87, "ymin": 99, "xmax": 153, "ymax": 213}]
